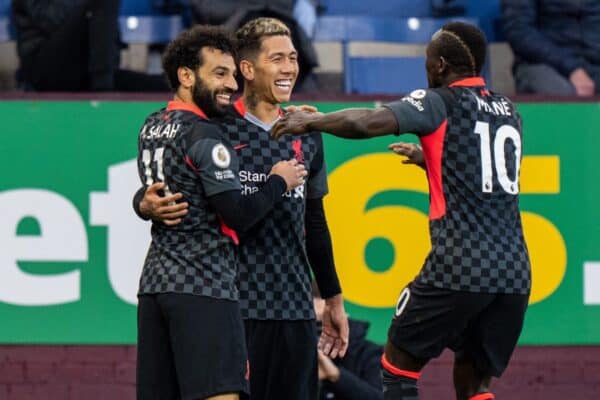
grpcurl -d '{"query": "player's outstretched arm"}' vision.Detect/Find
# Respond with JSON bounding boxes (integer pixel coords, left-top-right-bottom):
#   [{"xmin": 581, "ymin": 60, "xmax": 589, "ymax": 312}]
[{"xmin": 272, "ymin": 107, "xmax": 398, "ymax": 140}]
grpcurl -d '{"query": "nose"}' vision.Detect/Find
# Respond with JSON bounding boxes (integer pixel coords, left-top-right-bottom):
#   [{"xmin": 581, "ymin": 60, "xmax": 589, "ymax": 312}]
[
  {"xmin": 225, "ymin": 73, "xmax": 238, "ymax": 92},
  {"xmin": 280, "ymin": 57, "xmax": 298, "ymax": 75}
]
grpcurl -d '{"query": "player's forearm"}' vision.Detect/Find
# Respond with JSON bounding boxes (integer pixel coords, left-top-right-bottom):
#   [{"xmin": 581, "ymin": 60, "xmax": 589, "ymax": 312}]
[
  {"xmin": 305, "ymin": 109, "xmax": 378, "ymax": 139},
  {"xmin": 305, "ymin": 198, "xmax": 341, "ymax": 298},
  {"xmin": 208, "ymin": 175, "xmax": 287, "ymax": 232},
  {"xmin": 306, "ymin": 108, "xmax": 398, "ymax": 139}
]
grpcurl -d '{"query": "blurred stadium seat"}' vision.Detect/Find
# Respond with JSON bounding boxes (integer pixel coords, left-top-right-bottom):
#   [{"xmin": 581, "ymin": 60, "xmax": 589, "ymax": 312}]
[
  {"xmin": 120, "ymin": 0, "xmax": 155, "ymax": 15},
  {"xmin": 320, "ymin": 0, "xmax": 431, "ymax": 17},
  {"xmin": 119, "ymin": 15, "xmax": 183, "ymax": 44},
  {"xmin": 314, "ymin": 16, "xmax": 478, "ymax": 94},
  {"xmin": 0, "ymin": 0, "xmax": 12, "ymax": 42},
  {"xmin": 347, "ymin": 56, "xmax": 427, "ymax": 94}
]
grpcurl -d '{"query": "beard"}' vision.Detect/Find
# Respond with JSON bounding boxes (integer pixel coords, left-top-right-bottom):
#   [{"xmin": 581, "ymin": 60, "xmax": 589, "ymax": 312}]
[{"xmin": 192, "ymin": 74, "xmax": 232, "ymax": 118}]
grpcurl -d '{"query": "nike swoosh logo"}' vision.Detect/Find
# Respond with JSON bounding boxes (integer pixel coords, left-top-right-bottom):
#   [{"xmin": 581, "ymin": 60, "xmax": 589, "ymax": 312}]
[{"xmin": 234, "ymin": 144, "xmax": 249, "ymax": 150}]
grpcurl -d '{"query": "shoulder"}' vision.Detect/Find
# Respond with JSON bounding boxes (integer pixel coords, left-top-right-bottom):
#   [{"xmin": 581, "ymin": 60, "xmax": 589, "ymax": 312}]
[{"xmin": 187, "ymin": 119, "xmax": 224, "ymax": 140}]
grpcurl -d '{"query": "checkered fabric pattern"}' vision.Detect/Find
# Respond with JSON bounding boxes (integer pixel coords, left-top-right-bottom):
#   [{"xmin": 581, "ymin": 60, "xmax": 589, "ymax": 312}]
[
  {"xmin": 137, "ymin": 107, "xmax": 239, "ymax": 301},
  {"xmin": 416, "ymin": 85, "xmax": 531, "ymax": 294},
  {"xmin": 218, "ymin": 109, "xmax": 328, "ymax": 320}
]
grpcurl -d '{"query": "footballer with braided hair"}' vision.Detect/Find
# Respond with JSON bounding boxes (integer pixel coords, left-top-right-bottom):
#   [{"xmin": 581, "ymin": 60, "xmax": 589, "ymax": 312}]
[{"xmin": 273, "ymin": 21, "xmax": 530, "ymax": 400}]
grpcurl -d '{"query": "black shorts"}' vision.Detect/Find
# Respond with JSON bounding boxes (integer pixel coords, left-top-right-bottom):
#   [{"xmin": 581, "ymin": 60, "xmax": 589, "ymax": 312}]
[
  {"xmin": 244, "ymin": 319, "xmax": 318, "ymax": 400},
  {"xmin": 388, "ymin": 280, "xmax": 529, "ymax": 377},
  {"xmin": 137, "ymin": 293, "xmax": 249, "ymax": 400}
]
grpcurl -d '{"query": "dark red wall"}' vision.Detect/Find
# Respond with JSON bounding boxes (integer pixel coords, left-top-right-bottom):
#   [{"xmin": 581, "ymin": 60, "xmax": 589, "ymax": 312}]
[{"xmin": 1, "ymin": 346, "xmax": 599, "ymax": 399}]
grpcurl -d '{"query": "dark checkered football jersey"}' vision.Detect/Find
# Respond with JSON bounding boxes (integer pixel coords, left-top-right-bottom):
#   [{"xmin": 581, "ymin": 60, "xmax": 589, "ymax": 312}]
[
  {"xmin": 384, "ymin": 77, "xmax": 531, "ymax": 294},
  {"xmin": 137, "ymin": 101, "xmax": 242, "ymax": 300},
  {"xmin": 216, "ymin": 99, "xmax": 329, "ymax": 319}
]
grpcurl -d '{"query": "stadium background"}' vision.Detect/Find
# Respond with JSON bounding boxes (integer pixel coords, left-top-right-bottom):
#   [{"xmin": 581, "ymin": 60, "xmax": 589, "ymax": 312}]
[
  {"xmin": 1, "ymin": 98, "xmax": 599, "ymax": 399},
  {"xmin": 1, "ymin": 0, "xmax": 600, "ymax": 399}
]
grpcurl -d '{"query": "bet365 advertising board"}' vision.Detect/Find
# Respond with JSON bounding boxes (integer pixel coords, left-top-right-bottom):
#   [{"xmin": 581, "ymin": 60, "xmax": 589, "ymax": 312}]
[{"xmin": 0, "ymin": 100, "xmax": 598, "ymax": 344}]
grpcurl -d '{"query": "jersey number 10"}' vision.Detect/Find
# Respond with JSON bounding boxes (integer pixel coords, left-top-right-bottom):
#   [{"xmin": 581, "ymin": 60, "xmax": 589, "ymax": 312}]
[{"xmin": 474, "ymin": 121, "xmax": 522, "ymax": 194}]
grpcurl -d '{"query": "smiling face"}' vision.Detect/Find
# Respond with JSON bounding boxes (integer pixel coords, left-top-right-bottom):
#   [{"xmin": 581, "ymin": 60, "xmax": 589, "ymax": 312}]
[
  {"xmin": 245, "ymin": 35, "xmax": 299, "ymax": 104},
  {"xmin": 192, "ymin": 46, "xmax": 238, "ymax": 117}
]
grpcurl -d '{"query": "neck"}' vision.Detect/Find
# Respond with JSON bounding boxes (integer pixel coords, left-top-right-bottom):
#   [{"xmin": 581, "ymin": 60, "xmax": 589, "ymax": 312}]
[
  {"xmin": 242, "ymin": 86, "xmax": 280, "ymax": 123},
  {"xmin": 174, "ymin": 89, "xmax": 192, "ymax": 104},
  {"xmin": 443, "ymin": 72, "xmax": 476, "ymax": 87}
]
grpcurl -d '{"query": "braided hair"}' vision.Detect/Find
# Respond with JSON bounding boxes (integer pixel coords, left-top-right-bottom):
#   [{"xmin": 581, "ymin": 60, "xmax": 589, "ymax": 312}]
[{"xmin": 430, "ymin": 22, "xmax": 487, "ymax": 76}]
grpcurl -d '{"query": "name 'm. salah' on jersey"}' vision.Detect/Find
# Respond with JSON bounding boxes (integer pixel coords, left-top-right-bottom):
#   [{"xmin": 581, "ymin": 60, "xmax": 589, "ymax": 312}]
[
  {"xmin": 383, "ymin": 77, "xmax": 531, "ymax": 295},
  {"xmin": 137, "ymin": 101, "xmax": 241, "ymax": 301},
  {"xmin": 216, "ymin": 99, "xmax": 329, "ymax": 320}
]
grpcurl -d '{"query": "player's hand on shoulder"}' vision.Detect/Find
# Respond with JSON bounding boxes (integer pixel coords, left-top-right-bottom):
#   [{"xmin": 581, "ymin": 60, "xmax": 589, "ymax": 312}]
[
  {"xmin": 140, "ymin": 182, "xmax": 188, "ymax": 226},
  {"xmin": 272, "ymin": 111, "xmax": 317, "ymax": 140},
  {"xmin": 269, "ymin": 159, "xmax": 308, "ymax": 191},
  {"xmin": 388, "ymin": 142, "xmax": 425, "ymax": 168}
]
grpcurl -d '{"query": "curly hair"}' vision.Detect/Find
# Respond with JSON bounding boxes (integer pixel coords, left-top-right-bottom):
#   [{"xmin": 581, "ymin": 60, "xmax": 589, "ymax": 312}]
[
  {"xmin": 235, "ymin": 17, "xmax": 291, "ymax": 61},
  {"xmin": 162, "ymin": 25, "xmax": 237, "ymax": 90},
  {"xmin": 430, "ymin": 21, "xmax": 487, "ymax": 76}
]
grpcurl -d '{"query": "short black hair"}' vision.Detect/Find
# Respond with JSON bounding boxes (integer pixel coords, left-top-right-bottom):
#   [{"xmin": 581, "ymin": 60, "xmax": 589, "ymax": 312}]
[
  {"xmin": 236, "ymin": 17, "xmax": 291, "ymax": 62},
  {"xmin": 162, "ymin": 25, "xmax": 237, "ymax": 90},
  {"xmin": 430, "ymin": 21, "xmax": 487, "ymax": 75}
]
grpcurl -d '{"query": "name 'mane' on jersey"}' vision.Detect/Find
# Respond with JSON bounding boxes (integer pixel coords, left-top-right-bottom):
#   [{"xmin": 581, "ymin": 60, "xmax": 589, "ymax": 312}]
[{"xmin": 384, "ymin": 77, "xmax": 531, "ymax": 294}]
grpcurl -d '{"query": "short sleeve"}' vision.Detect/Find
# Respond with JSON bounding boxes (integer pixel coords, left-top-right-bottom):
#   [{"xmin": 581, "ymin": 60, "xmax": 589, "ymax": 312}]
[
  {"xmin": 382, "ymin": 89, "xmax": 447, "ymax": 136},
  {"xmin": 186, "ymin": 125, "xmax": 241, "ymax": 197},
  {"xmin": 307, "ymin": 133, "xmax": 329, "ymax": 199}
]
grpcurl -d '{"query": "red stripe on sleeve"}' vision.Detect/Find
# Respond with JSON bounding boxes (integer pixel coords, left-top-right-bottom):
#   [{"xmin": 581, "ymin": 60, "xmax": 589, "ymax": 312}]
[
  {"xmin": 185, "ymin": 155, "xmax": 198, "ymax": 173},
  {"xmin": 420, "ymin": 119, "xmax": 448, "ymax": 220},
  {"xmin": 218, "ymin": 216, "xmax": 239, "ymax": 245}
]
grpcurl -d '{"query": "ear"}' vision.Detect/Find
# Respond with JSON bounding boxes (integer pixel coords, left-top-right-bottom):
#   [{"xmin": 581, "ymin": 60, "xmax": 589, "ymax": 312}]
[
  {"xmin": 438, "ymin": 56, "xmax": 449, "ymax": 75},
  {"xmin": 239, "ymin": 59, "xmax": 255, "ymax": 81},
  {"xmin": 177, "ymin": 67, "xmax": 195, "ymax": 89}
]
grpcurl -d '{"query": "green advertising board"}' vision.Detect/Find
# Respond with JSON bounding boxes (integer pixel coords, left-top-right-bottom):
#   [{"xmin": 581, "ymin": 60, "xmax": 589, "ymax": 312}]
[{"xmin": 1, "ymin": 100, "xmax": 599, "ymax": 344}]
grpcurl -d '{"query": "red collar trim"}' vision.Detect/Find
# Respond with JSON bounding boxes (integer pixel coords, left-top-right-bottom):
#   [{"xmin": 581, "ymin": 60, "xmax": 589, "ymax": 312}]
[
  {"xmin": 233, "ymin": 97, "xmax": 284, "ymax": 117},
  {"xmin": 233, "ymin": 98, "xmax": 246, "ymax": 117},
  {"xmin": 449, "ymin": 77, "xmax": 486, "ymax": 87},
  {"xmin": 167, "ymin": 101, "xmax": 208, "ymax": 119}
]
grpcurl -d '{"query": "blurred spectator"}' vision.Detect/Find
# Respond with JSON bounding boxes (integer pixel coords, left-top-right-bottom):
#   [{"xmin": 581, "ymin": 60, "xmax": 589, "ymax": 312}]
[
  {"xmin": 188, "ymin": 0, "xmax": 319, "ymax": 91},
  {"xmin": 293, "ymin": 0, "xmax": 317, "ymax": 39},
  {"xmin": 12, "ymin": 0, "xmax": 169, "ymax": 91},
  {"xmin": 502, "ymin": 0, "xmax": 600, "ymax": 97},
  {"xmin": 314, "ymin": 291, "xmax": 383, "ymax": 400}
]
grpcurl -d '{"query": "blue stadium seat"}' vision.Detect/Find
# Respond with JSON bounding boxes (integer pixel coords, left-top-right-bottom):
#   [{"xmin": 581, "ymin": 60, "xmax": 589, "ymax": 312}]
[
  {"xmin": 320, "ymin": 0, "xmax": 431, "ymax": 17},
  {"xmin": 119, "ymin": 15, "xmax": 183, "ymax": 44},
  {"xmin": 0, "ymin": 0, "xmax": 12, "ymax": 42},
  {"xmin": 314, "ymin": 16, "xmax": 479, "ymax": 93},
  {"xmin": 0, "ymin": 17, "xmax": 10, "ymax": 41},
  {"xmin": 120, "ymin": 0, "xmax": 155, "ymax": 15},
  {"xmin": 315, "ymin": 16, "xmax": 479, "ymax": 43},
  {"xmin": 347, "ymin": 57, "xmax": 427, "ymax": 95}
]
